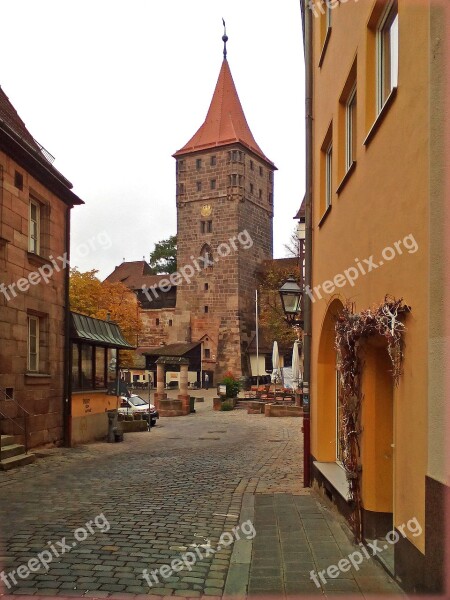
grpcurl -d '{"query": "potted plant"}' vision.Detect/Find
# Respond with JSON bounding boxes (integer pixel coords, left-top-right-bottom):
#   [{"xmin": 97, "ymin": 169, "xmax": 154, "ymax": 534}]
[{"xmin": 221, "ymin": 371, "xmax": 241, "ymax": 407}]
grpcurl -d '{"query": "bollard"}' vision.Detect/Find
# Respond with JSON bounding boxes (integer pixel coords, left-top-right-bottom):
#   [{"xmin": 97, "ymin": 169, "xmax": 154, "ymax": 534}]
[{"xmin": 107, "ymin": 411, "xmax": 118, "ymax": 443}]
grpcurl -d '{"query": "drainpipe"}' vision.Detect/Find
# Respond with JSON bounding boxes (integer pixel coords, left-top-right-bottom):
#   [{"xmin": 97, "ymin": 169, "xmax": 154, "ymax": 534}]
[
  {"xmin": 63, "ymin": 205, "xmax": 72, "ymax": 447},
  {"xmin": 302, "ymin": 0, "xmax": 313, "ymax": 487}
]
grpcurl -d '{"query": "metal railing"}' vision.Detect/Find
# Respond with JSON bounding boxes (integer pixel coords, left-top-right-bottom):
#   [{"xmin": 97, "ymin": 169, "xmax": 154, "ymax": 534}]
[{"xmin": 0, "ymin": 388, "xmax": 31, "ymax": 454}]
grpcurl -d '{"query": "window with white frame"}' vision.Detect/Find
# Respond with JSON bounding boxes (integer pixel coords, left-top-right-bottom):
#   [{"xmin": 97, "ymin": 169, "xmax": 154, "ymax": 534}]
[
  {"xmin": 346, "ymin": 85, "xmax": 357, "ymax": 170},
  {"xmin": 29, "ymin": 199, "xmax": 40, "ymax": 254},
  {"xmin": 28, "ymin": 316, "xmax": 39, "ymax": 372},
  {"xmin": 377, "ymin": 0, "xmax": 398, "ymax": 112},
  {"xmin": 325, "ymin": 142, "xmax": 333, "ymax": 209}
]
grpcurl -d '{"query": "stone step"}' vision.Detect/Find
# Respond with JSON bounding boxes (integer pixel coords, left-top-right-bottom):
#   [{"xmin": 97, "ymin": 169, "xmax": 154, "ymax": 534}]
[
  {"xmin": 0, "ymin": 435, "xmax": 16, "ymax": 447},
  {"xmin": 0, "ymin": 452, "xmax": 35, "ymax": 471},
  {"xmin": 235, "ymin": 401, "xmax": 251, "ymax": 409},
  {"xmin": 0, "ymin": 443, "xmax": 26, "ymax": 460}
]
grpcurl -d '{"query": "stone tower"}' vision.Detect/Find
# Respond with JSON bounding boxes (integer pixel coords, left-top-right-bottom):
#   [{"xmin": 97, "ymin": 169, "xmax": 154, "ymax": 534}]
[{"xmin": 173, "ymin": 41, "xmax": 276, "ymax": 383}]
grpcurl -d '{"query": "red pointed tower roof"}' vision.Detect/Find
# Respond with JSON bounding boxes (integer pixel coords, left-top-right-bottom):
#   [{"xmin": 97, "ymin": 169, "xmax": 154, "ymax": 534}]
[{"xmin": 174, "ymin": 59, "xmax": 275, "ymax": 168}]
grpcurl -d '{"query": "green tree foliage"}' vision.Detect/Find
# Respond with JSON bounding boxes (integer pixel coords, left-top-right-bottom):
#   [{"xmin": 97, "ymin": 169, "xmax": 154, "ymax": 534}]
[{"xmin": 149, "ymin": 235, "xmax": 177, "ymax": 274}]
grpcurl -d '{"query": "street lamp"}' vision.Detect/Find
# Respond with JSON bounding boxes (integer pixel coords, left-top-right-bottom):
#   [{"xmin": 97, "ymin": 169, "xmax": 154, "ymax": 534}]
[
  {"xmin": 279, "ymin": 275, "xmax": 303, "ymax": 327},
  {"xmin": 279, "ymin": 275, "xmax": 310, "ymax": 488}
]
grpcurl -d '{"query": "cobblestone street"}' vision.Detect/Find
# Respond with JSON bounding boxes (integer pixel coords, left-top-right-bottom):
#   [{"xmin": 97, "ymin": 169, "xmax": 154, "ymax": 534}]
[{"xmin": 0, "ymin": 394, "xmax": 402, "ymax": 598}]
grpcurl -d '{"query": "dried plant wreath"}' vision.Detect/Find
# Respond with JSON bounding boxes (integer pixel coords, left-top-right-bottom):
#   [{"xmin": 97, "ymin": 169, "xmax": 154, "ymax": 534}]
[{"xmin": 335, "ymin": 295, "xmax": 410, "ymax": 541}]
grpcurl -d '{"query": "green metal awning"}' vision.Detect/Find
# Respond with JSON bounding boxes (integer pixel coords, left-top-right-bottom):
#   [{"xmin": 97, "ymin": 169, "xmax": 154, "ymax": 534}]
[{"xmin": 70, "ymin": 312, "xmax": 135, "ymax": 350}]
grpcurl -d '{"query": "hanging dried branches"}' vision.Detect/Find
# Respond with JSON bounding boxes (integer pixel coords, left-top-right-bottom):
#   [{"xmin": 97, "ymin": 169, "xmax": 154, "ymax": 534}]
[{"xmin": 335, "ymin": 295, "xmax": 409, "ymax": 542}]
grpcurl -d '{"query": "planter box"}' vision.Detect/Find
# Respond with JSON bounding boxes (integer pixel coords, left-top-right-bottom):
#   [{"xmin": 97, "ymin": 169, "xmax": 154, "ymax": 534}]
[
  {"xmin": 213, "ymin": 397, "xmax": 237, "ymax": 411},
  {"xmin": 121, "ymin": 419, "xmax": 148, "ymax": 432},
  {"xmin": 264, "ymin": 404, "xmax": 304, "ymax": 418},
  {"xmin": 247, "ymin": 401, "xmax": 265, "ymax": 415}
]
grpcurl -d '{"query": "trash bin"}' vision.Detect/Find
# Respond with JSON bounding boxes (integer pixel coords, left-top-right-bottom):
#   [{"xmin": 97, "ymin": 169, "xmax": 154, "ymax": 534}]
[{"xmin": 189, "ymin": 396, "xmax": 196, "ymax": 413}]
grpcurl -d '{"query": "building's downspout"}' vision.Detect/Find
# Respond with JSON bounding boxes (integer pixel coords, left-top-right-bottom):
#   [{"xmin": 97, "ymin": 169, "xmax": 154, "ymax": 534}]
[
  {"xmin": 302, "ymin": 0, "xmax": 313, "ymax": 487},
  {"xmin": 63, "ymin": 205, "xmax": 72, "ymax": 447}
]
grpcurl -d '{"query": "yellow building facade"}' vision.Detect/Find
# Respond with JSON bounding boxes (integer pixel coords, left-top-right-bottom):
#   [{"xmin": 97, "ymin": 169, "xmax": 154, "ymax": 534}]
[{"xmin": 303, "ymin": 0, "xmax": 448, "ymax": 593}]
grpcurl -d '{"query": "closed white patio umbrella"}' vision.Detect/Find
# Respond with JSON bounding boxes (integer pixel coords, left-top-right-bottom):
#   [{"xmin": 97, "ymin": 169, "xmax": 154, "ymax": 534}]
[
  {"xmin": 271, "ymin": 341, "xmax": 282, "ymax": 387},
  {"xmin": 291, "ymin": 340, "xmax": 303, "ymax": 390}
]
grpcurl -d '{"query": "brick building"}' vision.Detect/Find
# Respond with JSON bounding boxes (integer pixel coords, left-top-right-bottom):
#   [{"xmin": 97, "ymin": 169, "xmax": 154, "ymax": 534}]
[
  {"xmin": 0, "ymin": 86, "xmax": 83, "ymax": 448},
  {"xmin": 107, "ymin": 48, "xmax": 277, "ymax": 385}
]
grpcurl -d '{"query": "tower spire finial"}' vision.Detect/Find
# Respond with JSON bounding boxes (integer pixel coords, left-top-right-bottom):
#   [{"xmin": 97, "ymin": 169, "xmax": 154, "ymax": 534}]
[{"xmin": 222, "ymin": 18, "xmax": 228, "ymax": 60}]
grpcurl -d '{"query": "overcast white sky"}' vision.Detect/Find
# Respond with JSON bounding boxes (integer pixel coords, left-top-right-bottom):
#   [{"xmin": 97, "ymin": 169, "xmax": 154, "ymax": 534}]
[{"xmin": 1, "ymin": 0, "xmax": 305, "ymax": 279}]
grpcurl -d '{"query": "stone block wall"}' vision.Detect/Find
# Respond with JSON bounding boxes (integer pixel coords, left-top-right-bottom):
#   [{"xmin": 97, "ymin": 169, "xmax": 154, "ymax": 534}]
[{"xmin": 0, "ymin": 151, "xmax": 69, "ymax": 447}]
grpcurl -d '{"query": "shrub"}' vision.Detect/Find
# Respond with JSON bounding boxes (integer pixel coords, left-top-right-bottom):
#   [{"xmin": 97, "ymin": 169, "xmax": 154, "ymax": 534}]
[{"xmin": 220, "ymin": 400, "xmax": 234, "ymax": 411}]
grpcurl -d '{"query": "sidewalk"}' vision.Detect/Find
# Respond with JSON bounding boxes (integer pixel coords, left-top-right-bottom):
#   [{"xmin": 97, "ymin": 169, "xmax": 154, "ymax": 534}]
[{"xmin": 225, "ymin": 493, "xmax": 404, "ymax": 598}]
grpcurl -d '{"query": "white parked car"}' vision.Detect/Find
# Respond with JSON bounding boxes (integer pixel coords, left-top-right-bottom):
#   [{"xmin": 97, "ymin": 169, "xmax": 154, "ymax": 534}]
[{"xmin": 118, "ymin": 395, "xmax": 159, "ymax": 427}]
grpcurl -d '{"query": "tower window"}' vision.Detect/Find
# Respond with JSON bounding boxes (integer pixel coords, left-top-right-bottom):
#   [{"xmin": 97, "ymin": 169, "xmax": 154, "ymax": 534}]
[
  {"xmin": 200, "ymin": 221, "xmax": 213, "ymax": 234},
  {"xmin": 200, "ymin": 244, "xmax": 213, "ymax": 268},
  {"xmin": 210, "ymin": 179, "xmax": 216, "ymax": 190},
  {"xmin": 156, "ymin": 318, "xmax": 160, "ymax": 326},
  {"xmin": 196, "ymin": 181, "xmax": 202, "ymax": 192},
  {"xmin": 177, "ymin": 183, "xmax": 185, "ymax": 195},
  {"xmin": 259, "ymin": 189, "xmax": 263, "ymax": 199},
  {"xmin": 250, "ymin": 183, "xmax": 254, "ymax": 194},
  {"xmin": 269, "ymin": 171, "xmax": 273, "ymax": 183},
  {"xmin": 196, "ymin": 158, "xmax": 202, "ymax": 170},
  {"xmin": 169, "ymin": 319, "xmax": 173, "ymax": 327},
  {"xmin": 204, "ymin": 283, "xmax": 209, "ymax": 291},
  {"xmin": 259, "ymin": 166, "xmax": 264, "ymax": 177},
  {"xmin": 228, "ymin": 150, "xmax": 244, "ymax": 163},
  {"xmin": 269, "ymin": 192, "xmax": 273, "ymax": 204},
  {"xmin": 239, "ymin": 175, "xmax": 243, "ymax": 186},
  {"xmin": 204, "ymin": 348, "xmax": 211, "ymax": 359},
  {"xmin": 14, "ymin": 171, "xmax": 23, "ymax": 190},
  {"xmin": 250, "ymin": 160, "xmax": 254, "ymax": 170},
  {"xmin": 204, "ymin": 306, "xmax": 209, "ymax": 314},
  {"xmin": 177, "ymin": 160, "xmax": 185, "ymax": 172},
  {"xmin": 229, "ymin": 174, "xmax": 238, "ymax": 186},
  {"xmin": 211, "ymin": 155, "xmax": 217, "ymax": 166}
]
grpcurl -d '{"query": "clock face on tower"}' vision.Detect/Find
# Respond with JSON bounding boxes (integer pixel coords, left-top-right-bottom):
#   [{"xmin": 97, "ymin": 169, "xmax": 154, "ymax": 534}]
[{"xmin": 201, "ymin": 204, "xmax": 212, "ymax": 217}]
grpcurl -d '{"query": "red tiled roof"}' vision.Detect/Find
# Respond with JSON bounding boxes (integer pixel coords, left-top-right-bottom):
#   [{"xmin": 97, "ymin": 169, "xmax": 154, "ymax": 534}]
[
  {"xmin": 104, "ymin": 261, "xmax": 177, "ymax": 290},
  {"xmin": 0, "ymin": 86, "xmax": 42, "ymax": 152},
  {"xmin": 295, "ymin": 198, "xmax": 306, "ymax": 221},
  {"xmin": 174, "ymin": 60, "xmax": 275, "ymax": 168}
]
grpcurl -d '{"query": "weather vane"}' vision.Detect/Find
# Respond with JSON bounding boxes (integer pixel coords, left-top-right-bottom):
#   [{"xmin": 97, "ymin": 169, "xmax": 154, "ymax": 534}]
[{"xmin": 222, "ymin": 18, "xmax": 228, "ymax": 59}]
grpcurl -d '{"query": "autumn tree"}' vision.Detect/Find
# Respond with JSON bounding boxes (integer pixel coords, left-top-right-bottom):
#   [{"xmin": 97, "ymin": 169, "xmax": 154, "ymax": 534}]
[
  {"xmin": 257, "ymin": 260, "xmax": 300, "ymax": 348},
  {"xmin": 69, "ymin": 268, "xmax": 142, "ymax": 367},
  {"xmin": 149, "ymin": 235, "xmax": 177, "ymax": 274},
  {"xmin": 284, "ymin": 227, "xmax": 303, "ymax": 259}
]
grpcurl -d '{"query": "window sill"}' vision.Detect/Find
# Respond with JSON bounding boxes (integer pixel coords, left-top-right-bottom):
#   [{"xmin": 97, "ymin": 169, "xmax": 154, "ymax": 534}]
[
  {"xmin": 313, "ymin": 461, "xmax": 351, "ymax": 501},
  {"xmin": 72, "ymin": 389, "xmax": 109, "ymax": 395},
  {"xmin": 364, "ymin": 87, "xmax": 397, "ymax": 147},
  {"xmin": 318, "ymin": 27, "xmax": 332, "ymax": 68},
  {"xmin": 318, "ymin": 204, "xmax": 332, "ymax": 228},
  {"xmin": 25, "ymin": 373, "xmax": 51, "ymax": 384},
  {"xmin": 27, "ymin": 252, "xmax": 48, "ymax": 268},
  {"xmin": 336, "ymin": 161, "xmax": 357, "ymax": 195}
]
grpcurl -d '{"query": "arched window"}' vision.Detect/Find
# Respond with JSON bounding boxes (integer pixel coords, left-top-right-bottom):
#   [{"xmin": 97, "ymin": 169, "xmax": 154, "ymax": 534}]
[{"xmin": 200, "ymin": 244, "xmax": 213, "ymax": 269}]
